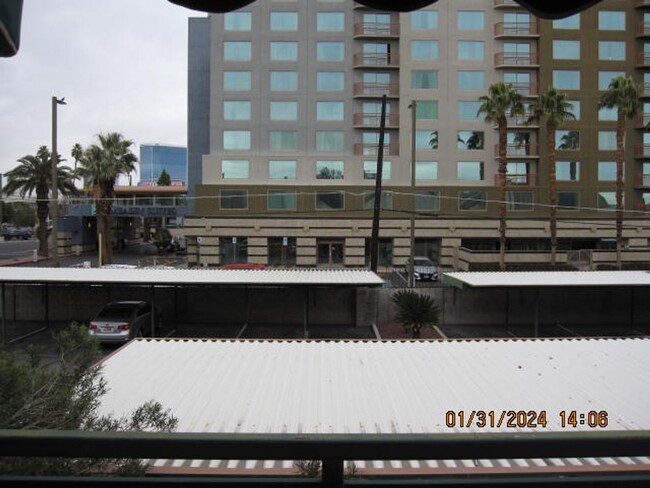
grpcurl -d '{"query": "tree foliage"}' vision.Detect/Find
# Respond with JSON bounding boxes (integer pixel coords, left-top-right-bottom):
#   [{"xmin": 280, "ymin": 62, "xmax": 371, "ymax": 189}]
[
  {"xmin": 157, "ymin": 169, "xmax": 171, "ymax": 186},
  {"xmin": 0, "ymin": 323, "xmax": 177, "ymax": 475},
  {"xmin": 391, "ymin": 290, "xmax": 440, "ymax": 338},
  {"xmin": 3, "ymin": 146, "xmax": 76, "ymax": 257}
]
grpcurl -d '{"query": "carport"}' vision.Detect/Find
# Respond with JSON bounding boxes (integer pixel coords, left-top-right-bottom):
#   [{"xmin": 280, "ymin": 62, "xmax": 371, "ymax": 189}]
[
  {"xmin": 442, "ymin": 271, "xmax": 650, "ymax": 337},
  {"xmin": 0, "ymin": 267, "xmax": 384, "ymax": 344}
]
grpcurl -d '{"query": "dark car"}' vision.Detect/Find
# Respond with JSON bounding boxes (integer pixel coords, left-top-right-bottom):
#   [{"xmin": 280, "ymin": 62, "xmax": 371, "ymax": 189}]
[
  {"xmin": 3, "ymin": 226, "xmax": 33, "ymax": 240},
  {"xmin": 88, "ymin": 301, "xmax": 161, "ymax": 343}
]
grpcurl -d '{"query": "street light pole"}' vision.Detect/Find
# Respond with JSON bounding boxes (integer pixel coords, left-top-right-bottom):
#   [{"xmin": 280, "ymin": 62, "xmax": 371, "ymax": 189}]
[
  {"xmin": 51, "ymin": 96, "xmax": 66, "ymax": 267},
  {"xmin": 408, "ymin": 101, "xmax": 417, "ymax": 288}
]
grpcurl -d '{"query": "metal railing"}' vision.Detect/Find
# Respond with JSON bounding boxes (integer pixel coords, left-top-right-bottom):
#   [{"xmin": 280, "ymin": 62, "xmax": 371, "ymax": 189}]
[{"xmin": 1, "ymin": 429, "xmax": 650, "ymax": 487}]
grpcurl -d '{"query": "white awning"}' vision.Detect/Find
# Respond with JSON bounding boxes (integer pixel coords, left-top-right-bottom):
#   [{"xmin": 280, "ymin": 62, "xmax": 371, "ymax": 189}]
[{"xmin": 443, "ymin": 271, "xmax": 650, "ymax": 289}]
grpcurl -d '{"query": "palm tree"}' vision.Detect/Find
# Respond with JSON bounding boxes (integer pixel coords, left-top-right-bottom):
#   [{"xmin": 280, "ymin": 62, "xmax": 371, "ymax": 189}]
[
  {"xmin": 71, "ymin": 143, "xmax": 83, "ymax": 171},
  {"xmin": 528, "ymin": 87, "xmax": 576, "ymax": 267},
  {"xmin": 3, "ymin": 146, "xmax": 76, "ymax": 257},
  {"xmin": 76, "ymin": 133, "xmax": 137, "ymax": 265},
  {"xmin": 599, "ymin": 76, "xmax": 641, "ymax": 269},
  {"xmin": 477, "ymin": 82, "xmax": 525, "ymax": 270},
  {"xmin": 391, "ymin": 290, "xmax": 440, "ymax": 339}
]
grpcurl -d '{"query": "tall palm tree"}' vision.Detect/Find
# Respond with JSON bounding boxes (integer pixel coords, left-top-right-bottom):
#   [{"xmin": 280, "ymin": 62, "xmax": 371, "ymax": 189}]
[
  {"xmin": 76, "ymin": 133, "xmax": 137, "ymax": 265},
  {"xmin": 477, "ymin": 82, "xmax": 525, "ymax": 270},
  {"xmin": 71, "ymin": 143, "xmax": 83, "ymax": 171},
  {"xmin": 3, "ymin": 146, "xmax": 76, "ymax": 257},
  {"xmin": 599, "ymin": 76, "xmax": 641, "ymax": 269},
  {"xmin": 528, "ymin": 87, "xmax": 576, "ymax": 266}
]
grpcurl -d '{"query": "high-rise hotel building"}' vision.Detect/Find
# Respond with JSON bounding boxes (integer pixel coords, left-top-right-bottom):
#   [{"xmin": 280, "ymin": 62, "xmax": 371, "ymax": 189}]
[{"xmin": 185, "ymin": 0, "xmax": 650, "ymax": 269}]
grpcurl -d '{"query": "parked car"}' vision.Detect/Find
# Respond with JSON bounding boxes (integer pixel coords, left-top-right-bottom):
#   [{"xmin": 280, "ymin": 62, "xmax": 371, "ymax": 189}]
[
  {"xmin": 2, "ymin": 226, "xmax": 33, "ymax": 240},
  {"xmin": 404, "ymin": 256, "xmax": 439, "ymax": 281},
  {"xmin": 88, "ymin": 301, "xmax": 160, "ymax": 344}
]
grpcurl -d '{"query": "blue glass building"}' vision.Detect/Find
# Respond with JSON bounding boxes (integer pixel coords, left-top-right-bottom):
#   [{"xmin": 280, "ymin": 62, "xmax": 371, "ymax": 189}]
[{"xmin": 139, "ymin": 144, "xmax": 187, "ymax": 185}]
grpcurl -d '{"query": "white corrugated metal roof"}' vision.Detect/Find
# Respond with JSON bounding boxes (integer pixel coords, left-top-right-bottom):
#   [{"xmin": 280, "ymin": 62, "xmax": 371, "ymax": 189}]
[
  {"xmin": 98, "ymin": 338, "xmax": 650, "ymax": 474},
  {"xmin": 443, "ymin": 270, "xmax": 650, "ymax": 288},
  {"xmin": 0, "ymin": 267, "xmax": 383, "ymax": 286}
]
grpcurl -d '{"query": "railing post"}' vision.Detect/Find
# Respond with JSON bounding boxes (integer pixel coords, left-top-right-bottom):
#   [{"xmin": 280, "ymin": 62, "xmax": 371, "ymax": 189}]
[{"xmin": 321, "ymin": 458, "xmax": 344, "ymax": 488}]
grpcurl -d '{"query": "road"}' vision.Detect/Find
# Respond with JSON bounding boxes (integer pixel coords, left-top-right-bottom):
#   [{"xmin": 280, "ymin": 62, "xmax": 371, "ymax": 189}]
[{"xmin": 0, "ymin": 237, "xmax": 38, "ymax": 264}]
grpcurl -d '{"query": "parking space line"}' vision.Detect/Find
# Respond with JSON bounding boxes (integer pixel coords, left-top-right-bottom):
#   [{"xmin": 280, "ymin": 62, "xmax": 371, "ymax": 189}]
[
  {"xmin": 433, "ymin": 325, "xmax": 447, "ymax": 339},
  {"xmin": 371, "ymin": 323, "xmax": 381, "ymax": 340},
  {"xmin": 236, "ymin": 323, "xmax": 248, "ymax": 339},
  {"xmin": 556, "ymin": 323, "xmax": 581, "ymax": 337}
]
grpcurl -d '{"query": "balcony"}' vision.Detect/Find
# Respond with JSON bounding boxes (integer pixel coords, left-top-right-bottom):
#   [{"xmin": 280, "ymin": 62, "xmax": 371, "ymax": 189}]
[
  {"xmin": 635, "ymin": 143, "xmax": 650, "ymax": 158},
  {"xmin": 635, "ymin": 173, "xmax": 650, "ymax": 188},
  {"xmin": 495, "ymin": 52, "xmax": 539, "ymax": 68},
  {"xmin": 353, "ymin": 81, "xmax": 399, "ymax": 97},
  {"xmin": 354, "ymin": 22, "xmax": 399, "ymax": 38},
  {"xmin": 354, "ymin": 142, "xmax": 399, "ymax": 156},
  {"xmin": 636, "ymin": 0, "xmax": 650, "ymax": 7},
  {"xmin": 353, "ymin": 52, "xmax": 399, "ymax": 68},
  {"xmin": 493, "ymin": 0, "xmax": 521, "ymax": 8},
  {"xmin": 637, "ymin": 21, "xmax": 650, "ymax": 37},
  {"xmin": 636, "ymin": 51, "xmax": 650, "ymax": 67},
  {"xmin": 494, "ymin": 21, "xmax": 539, "ymax": 38},
  {"xmin": 505, "ymin": 112, "xmax": 536, "ymax": 127},
  {"xmin": 495, "ymin": 173, "xmax": 539, "ymax": 186},
  {"xmin": 353, "ymin": 112, "xmax": 399, "ymax": 128},
  {"xmin": 507, "ymin": 82, "xmax": 538, "ymax": 97},
  {"xmin": 495, "ymin": 143, "xmax": 539, "ymax": 158},
  {"xmin": 637, "ymin": 113, "xmax": 650, "ymax": 127},
  {"xmin": 643, "ymin": 82, "xmax": 650, "ymax": 97}
]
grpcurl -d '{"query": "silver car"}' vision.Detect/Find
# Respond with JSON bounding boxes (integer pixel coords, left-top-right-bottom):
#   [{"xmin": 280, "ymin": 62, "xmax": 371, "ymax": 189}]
[
  {"xmin": 405, "ymin": 256, "xmax": 439, "ymax": 281},
  {"xmin": 88, "ymin": 301, "xmax": 159, "ymax": 343}
]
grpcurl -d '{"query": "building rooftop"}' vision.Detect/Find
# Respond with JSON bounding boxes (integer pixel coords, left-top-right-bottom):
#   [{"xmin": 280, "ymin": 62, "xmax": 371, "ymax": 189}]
[
  {"xmin": 97, "ymin": 337, "xmax": 650, "ymax": 475},
  {"xmin": 443, "ymin": 271, "xmax": 650, "ymax": 289}
]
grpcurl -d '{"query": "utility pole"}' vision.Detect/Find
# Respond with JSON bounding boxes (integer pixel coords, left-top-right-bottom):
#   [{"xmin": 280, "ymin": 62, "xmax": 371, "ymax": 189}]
[
  {"xmin": 51, "ymin": 96, "xmax": 66, "ymax": 267},
  {"xmin": 408, "ymin": 101, "xmax": 417, "ymax": 288},
  {"xmin": 369, "ymin": 94, "xmax": 387, "ymax": 272}
]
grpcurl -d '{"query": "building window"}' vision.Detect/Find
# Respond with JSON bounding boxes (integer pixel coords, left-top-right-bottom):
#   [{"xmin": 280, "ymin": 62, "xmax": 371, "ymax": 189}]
[
  {"xmin": 220, "ymin": 190, "xmax": 248, "ymax": 209},
  {"xmin": 597, "ymin": 191, "xmax": 617, "ymax": 209},
  {"xmin": 458, "ymin": 41, "xmax": 484, "ymax": 61},
  {"xmin": 457, "ymin": 161, "xmax": 484, "ymax": 181},
  {"xmin": 316, "ymin": 131, "xmax": 344, "ymax": 151},
  {"xmin": 598, "ymin": 131, "xmax": 617, "ymax": 151},
  {"xmin": 270, "ymin": 42, "xmax": 298, "ymax": 61},
  {"xmin": 223, "ymin": 71, "xmax": 251, "ymax": 91},
  {"xmin": 416, "ymin": 100, "xmax": 438, "ymax": 119},
  {"xmin": 268, "ymin": 237, "xmax": 297, "ymax": 266},
  {"xmin": 269, "ymin": 159, "xmax": 296, "ymax": 179},
  {"xmin": 458, "ymin": 71, "xmax": 485, "ymax": 90},
  {"xmin": 558, "ymin": 192, "xmax": 579, "ymax": 210},
  {"xmin": 363, "ymin": 191, "xmax": 393, "ymax": 210},
  {"xmin": 553, "ymin": 40, "xmax": 580, "ymax": 60},
  {"xmin": 268, "ymin": 190, "xmax": 297, "ymax": 210},
  {"xmin": 224, "ymin": 41, "xmax": 251, "ymax": 61},
  {"xmin": 598, "ymin": 161, "xmax": 617, "ymax": 181},
  {"xmin": 316, "ymin": 191, "xmax": 344, "ymax": 210},
  {"xmin": 270, "ymin": 71, "xmax": 298, "ymax": 91},
  {"xmin": 224, "ymin": 12, "xmax": 251, "ymax": 31},
  {"xmin": 411, "ymin": 40, "xmax": 438, "ymax": 60},
  {"xmin": 507, "ymin": 191, "xmax": 533, "ymax": 211},
  {"xmin": 269, "ymin": 131, "xmax": 297, "ymax": 150},
  {"xmin": 317, "ymin": 72, "xmax": 344, "ymax": 91},
  {"xmin": 459, "ymin": 190, "xmax": 487, "ymax": 211},
  {"xmin": 223, "ymin": 101, "xmax": 251, "ymax": 120},
  {"xmin": 553, "ymin": 14, "xmax": 579, "ymax": 29},
  {"xmin": 411, "ymin": 10, "xmax": 437, "ymax": 29},
  {"xmin": 416, "ymin": 161, "xmax": 438, "ymax": 180},
  {"xmin": 416, "ymin": 130, "xmax": 438, "ymax": 150},
  {"xmin": 599, "ymin": 41, "xmax": 626, "ymax": 61},
  {"xmin": 219, "ymin": 237, "xmax": 248, "ymax": 265},
  {"xmin": 317, "ymin": 101, "xmax": 344, "ymax": 120},
  {"xmin": 599, "ymin": 106, "xmax": 617, "ymax": 121},
  {"xmin": 599, "ymin": 71, "xmax": 625, "ymax": 90},
  {"xmin": 223, "ymin": 131, "xmax": 251, "ymax": 150},
  {"xmin": 317, "ymin": 12, "xmax": 344, "ymax": 31},
  {"xmin": 363, "ymin": 160, "xmax": 391, "ymax": 180},
  {"xmin": 553, "ymin": 70, "xmax": 580, "ymax": 90},
  {"xmin": 556, "ymin": 161, "xmax": 580, "ymax": 181},
  {"xmin": 599, "ymin": 11, "xmax": 625, "ymax": 31},
  {"xmin": 317, "ymin": 42, "xmax": 344, "ymax": 61},
  {"xmin": 221, "ymin": 159, "xmax": 249, "ymax": 179},
  {"xmin": 457, "ymin": 131, "xmax": 484, "ymax": 150},
  {"xmin": 415, "ymin": 191, "xmax": 440, "ymax": 211},
  {"xmin": 458, "ymin": 101, "xmax": 481, "ymax": 120},
  {"xmin": 270, "ymin": 11, "xmax": 298, "ymax": 31},
  {"xmin": 556, "ymin": 130, "xmax": 580, "ymax": 150},
  {"xmin": 457, "ymin": 11, "xmax": 484, "ymax": 30},
  {"xmin": 567, "ymin": 100, "xmax": 580, "ymax": 120},
  {"xmin": 412, "ymin": 70, "xmax": 438, "ymax": 89},
  {"xmin": 316, "ymin": 160, "xmax": 344, "ymax": 179},
  {"xmin": 364, "ymin": 238, "xmax": 394, "ymax": 267},
  {"xmin": 270, "ymin": 101, "xmax": 298, "ymax": 121}
]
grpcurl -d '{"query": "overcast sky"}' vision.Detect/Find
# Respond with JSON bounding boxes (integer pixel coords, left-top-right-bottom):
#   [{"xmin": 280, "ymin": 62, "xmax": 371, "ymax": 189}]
[{"xmin": 0, "ymin": 0, "xmax": 200, "ymax": 183}]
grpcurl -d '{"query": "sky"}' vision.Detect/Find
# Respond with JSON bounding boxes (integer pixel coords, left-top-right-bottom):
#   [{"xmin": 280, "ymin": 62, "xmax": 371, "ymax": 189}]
[{"xmin": 0, "ymin": 0, "xmax": 201, "ymax": 183}]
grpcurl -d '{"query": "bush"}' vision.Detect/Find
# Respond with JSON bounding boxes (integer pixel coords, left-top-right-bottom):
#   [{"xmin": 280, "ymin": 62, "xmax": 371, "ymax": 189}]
[{"xmin": 391, "ymin": 290, "xmax": 440, "ymax": 338}]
